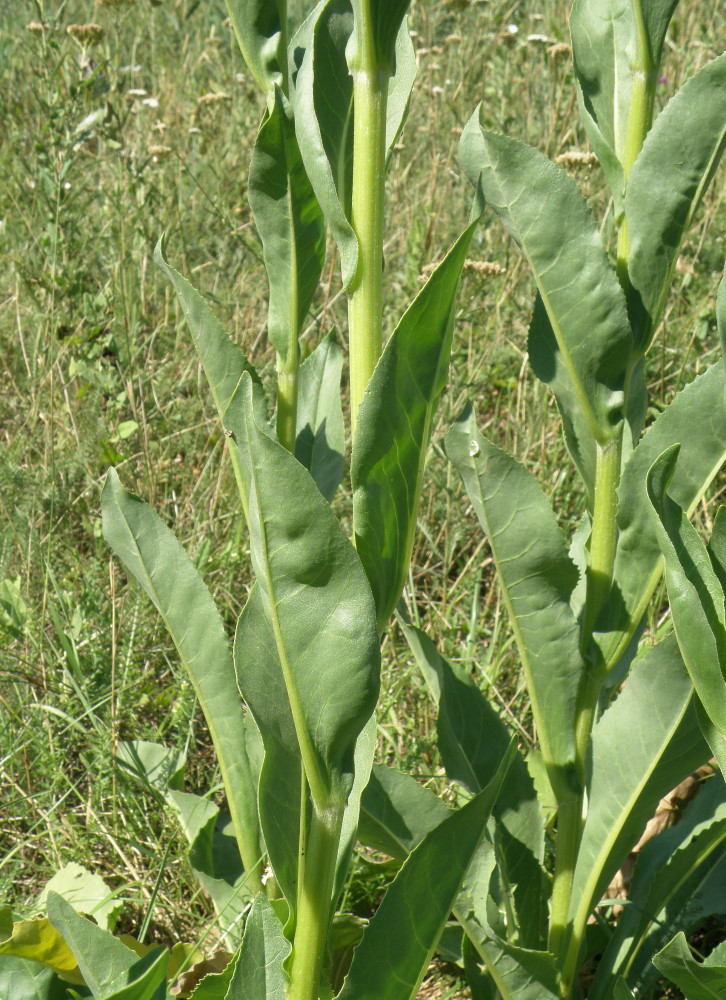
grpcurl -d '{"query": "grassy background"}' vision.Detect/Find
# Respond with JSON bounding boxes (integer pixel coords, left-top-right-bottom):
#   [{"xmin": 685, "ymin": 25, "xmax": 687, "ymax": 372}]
[{"xmin": 1, "ymin": 0, "xmax": 724, "ymax": 982}]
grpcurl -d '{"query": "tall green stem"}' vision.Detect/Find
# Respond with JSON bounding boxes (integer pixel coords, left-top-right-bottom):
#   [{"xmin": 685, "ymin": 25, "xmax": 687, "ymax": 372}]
[
  {"xmin": 288, "ymin": 803, "xmax": 344, "ymax": 1000},
  {"xmin": 548, "ymin": 797, "xmax": 583, "ymax": 962},
  {"xmin": 348, "ymin": 3, "xmax": 389, "ymax": 435}
]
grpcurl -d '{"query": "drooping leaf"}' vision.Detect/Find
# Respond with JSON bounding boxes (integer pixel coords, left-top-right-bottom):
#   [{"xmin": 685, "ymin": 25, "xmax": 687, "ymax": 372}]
[
  {"xmin": 337, "ymin": 743, "xmax": 515, "ymax": 1000},
  {"xmin": 248, "ymin": 87, "xmax": 326, "ymax": 364},
  {"xmin": 295, "ymin": 333, "xmax": 345, "ymax": 501},
  {"xmin": 228, "ymin": 373, "xmax": 379, "ymax": 902},
  {"xmin": 445, "ymin": 406, "xmax": 583, "ymax": 802},
  {"xmin": 646, "ymin": 446, "xmax": 726, "ymax": 736},
  {"xmin": 569, "ymin": 0, "xmax": 679, "ymax": 212},
  {"xmin": 590, "ymin": 771, "xmax": 726, "ymax": 999},
  {"xmin": 358, "ymin": 764, "xmax": 451, "ymax": 861},
  {"xmin": 290, "ymin": 0, "xmax": 357, "ymax": 287},
  {"xmin": 566, "ymin": 636, "xmax": 710, "ymax": 968},
  {"xmin": 626, "ymin": 54, "xmax": 726, "ymax": 349},
  {"xmin": 46, "ymin": 893, "xmax": 138, "ymax": 996},
  {"xmin": 352, "ymin": 222, "xmax": 476, "ymax": 633},
  {"xmin": 224, "ymin": 0, "xmax": 286, "ymax": 94},
  {"xmin": 0, "ymin": 957, "xmax": 67, "ymax": 1000},
  {"xmin": 459, "ymin": 116, "xmax": 632, "ymax": 455},
  {"xmin": 225, "ymin": 895, "xmax": 290, "ymax": 1000},
  {"xmin": 401, "ymin": 620, "xmax": 547, "ymax": 947},
  {"xmin": 0, "ymin": 918, "xmax": 81, "ymax": 983},
  {"xmin": 102, "ymin": 470, "xmax": 262, "ymax": 886},
  {"xmin": 596, "ymin": 360, "xmax": 726, "ymax": 674},
  {"xmin": 653, "ymin": 932, "xmax": 726, "ymax": 999},
  {"xmin": 36, "ymin": 863, "xmax": 121, "ymax": 933}
]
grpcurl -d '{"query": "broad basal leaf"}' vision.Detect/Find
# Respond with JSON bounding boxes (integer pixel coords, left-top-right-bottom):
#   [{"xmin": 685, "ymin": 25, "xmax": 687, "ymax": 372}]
[
  {"xmin": 445, "ymin": 406, "xmax": 583, "ymax": 802},
  {"xmin": 566, "ymin": 636, "xmax": 710, "ymax": 974},
  {"xmin": 295, "ymin": 332, "xmax": 345, "ymax": 501},
  {"xmin": 626, "ymin": 54, "xmax": 726, "ymax": 349},
  {"xmin": 459, "ymin": 116, "xmax": 633, "ymax": 464},
  {"xmin": 654, "ymin": 932, "xmax": 726, "ymax": 999},
  {"xmin": 597, "ymin": 360, "xmax": 726, "ymax": 674},
  {"xmin": 102, "ymin": 470, "xmax": 262, "ymax": 885},
  {"xmin": 224, "ymin": 0, "xmax": 286, "ymax": 94},
  {"xmin": 352, "ymin": 223, "xmax": 475, "ymax": 633},
  {"xmin": 0, "ymin": 957, "xmax": 66, "ymax": 1000},
  {"xmin": 647, "ymin": 445, "xmax": 726, "ymax": 736},
  {"xmin": 337, "ymin": 744, "xmax": 515, "ymax": 1000},
  {"xmin": 248, "ymin": 87, "xmax": 326, "ymax": 364}
]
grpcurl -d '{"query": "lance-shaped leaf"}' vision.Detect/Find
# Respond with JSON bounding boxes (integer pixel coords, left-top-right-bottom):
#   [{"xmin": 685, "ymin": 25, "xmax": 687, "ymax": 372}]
[
  {"xmin": 228, "ymin": 373, "xmax": 379, "ymax": 882},
  {"xmin": 295, "ymin": 333, "xmax": 345, "ymax": 501},
  {"xmin": 445, "ymin": 406, "xmax": 583, "ymax": 802},
  {"xmin": 101, "ymin": 470, "xmax": 262, "ymax": 887},
  {"xmin": 248, "ymin": 88, "xmax": 326, "ymax": 364},
  {"xmin": 401, "ymin": 620, "xmax": 547, "ymax": 948},
  {"xmin": 646, "ymin": 445, "xmax": 726, "ymax": 736},
  {"xmin": 225, "ymin": 895, "xmax": 290, "ymax": 1000},
  {"xmin": 337, "ymin": 743, "xmax": 515, "ymax": 1000},
  {"xmin": 291, "ymin": 3, "xmax": 415, "ymax": 288},
  {"xmin": 566, "ymin": 636, "xmax": 710, "ymax": 969},
  {"xmin": 590, "ymin": 771, "xmax": 726, "ymax": 1000},
  {"xmin": 459, "ymin": 115, "xmax": 633, "ymax": 453},
  {"xmin": 352, "ymin": 223, "xmax": 475, "ymax": 633},
  {"xmin": 596, "ymin": 360, "xmax": 726, "ymax": 674},
  {"xmin": 569, "ymin": 0, "xmax": 679, "ymax": 212},
  {"xmin": 653, "ymin": 932, "xmax": 726, "ymax": 999},
  {"xmin": 359, "ymin": 763, "xmax": 451, "ymax": 860},
  {"xmin": 224, "ymin": 0, "xmax": 287, "ymax": 94},
  {"xmin": 154, "ymin": 238, "xmax": 265, "ymax": 517},
  {"xmin": 626, "ymin": 54, "xmax": 726, "ymax": 349}
]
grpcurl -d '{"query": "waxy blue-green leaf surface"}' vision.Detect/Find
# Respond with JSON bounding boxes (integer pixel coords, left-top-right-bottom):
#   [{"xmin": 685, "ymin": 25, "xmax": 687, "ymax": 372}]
[
  {"xmin": 569, "ymin": 0, "xmax": 679, "ymax": 211},
  {"xmin": 101, "ymin": 469, "xmax": 261, "ymax": 886},
  {"xmin": 566, "ymin": 636, "xmax": 709, "ymax": 962},
  {"xmin": 626, "ymin": 54, "xmax": 726, "ymax": 349},
  {"xmin": 295, "ymin": 333, "xmax": 345, "ymax": 501},
  {"xmin": 225, "ymin": 895, "xmax": 290, "ymax": 1000},
  {"xmin": 337, "ymin": 744, "xmax": 515, "ymax": 1000},
  {"xmin": 653, "ymin": 932, "xmax": 726, "ymax": 999},
  {"xmin": 596, "ymin": 361, "xmax": 726, "ymax": 673},
  {"xmin": 224, "ymin": 0, "xmax": 287, "ymax": 94},
  {"xmin": 459, "ymin": 116, "xmax": 632, "ymax": 452},
  {"xmin": 248, "ymin": 87, "xmax": 326, "ymax": 364},
  {"xmin": 646, "ymin": 445, "xmax": 726, "ymax": 736},
  {"xmin": 590, "ymin": 772, "xmax": 726, "ymax": 1000},
  {"xmin": 445, "ymin": 406, "xmax": 582, "ymax": 800},
  {"xmin": 352, "ymin": 223, "xmax": 475, "ymax": 632}
]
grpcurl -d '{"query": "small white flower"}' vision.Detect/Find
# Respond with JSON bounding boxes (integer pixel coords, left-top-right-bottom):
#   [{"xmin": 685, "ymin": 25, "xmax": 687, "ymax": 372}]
[
  {"xmin": 261, "ymin": 865, "xmax": 274, "ymax": 886},
  {"xmin": 431, "ymin": 85, "xmax": 444, "ymax": 95},
  {"xmin": 121, "ymin": 63, "xmax": 142, "ymax": 72},
  {"xmin": 126, "ymin": 88, "xmax": 147, "ymax": 97},
  {"xmin": 506, "ymin": 23, "xmax": 518, "ymax": 34},
  {"xmin": 142, "ymin": 97, "xmax": 160, "ymax": 108},
  {"xmin": 527, "ymin": 33, "xmax": 550, "ymax": 43}
]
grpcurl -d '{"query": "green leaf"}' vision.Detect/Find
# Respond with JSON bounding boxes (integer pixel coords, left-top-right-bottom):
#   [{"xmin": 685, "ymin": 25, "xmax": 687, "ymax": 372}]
[
  {"xmin": 445, "ymin": 406, "xmax": 583, "ymax": 801},
  {"xmin": 626, "ymin": 54, "xmax": 726, "ymax": 349},
  {"xmin": 115, "ymin": 739, "xmax": 186, "ymax": 798},
  {"xmin": 459, "ymin": 117, "xmax": 632, "ymax": 450},
  {"xmin": 462, "ymin": 934, "xmax": 559, "ymax": 1000},
  {"xmin": 36, "ymin": 864, "xmax": 120, "ymax": 933},
  {"xmin": 352, "ymin": 223, "xmax": 476, "ymax": 633},
  {"xmin": 295, "ymin": 333, "xmax": 345, "ymax": 502},
  {"xmin": 613, "ymin": 980, "xmax": 636, "ymax": 1000},
  {"xmin": 597, "ymin": 360, "xmax": 726, "ymax": 673},
  {"xmin": 358, "ymin": 764, "xmax": 451, "ymax": 861},
  {"xmin": 0, "ymin": 918, "xmax": 80, "ymax": 982},
  {"xmin": 46, "ymin": 893, "xmax": 137, "ymax": 996},
  {"xmin": 718, "ymin": 266, "xmax": 726, "ymax": 359},
  {"xmin": 224, "ymin": 0, "xmax": 286, "ymax": 94},
  {"xmin": 0, "ymin": 958, "xmax": 67, "ymax": 1000},
  {"xmin": 290, "ymin": 0, "xmax": 357, "ymax": 287},
  {"xmin": 99, "ymin": 948, "xmax": 169, "ymax": 1000},
  {"xmin": 102, "ymin": 469, "xmax": 262, "ymax": 886},
  {"xmin": 228, "ymin": 373, "xmax": 379, "ymax": 901},
  {"xmin": 385, "ymin": 18, "xmax": 416, "ymax": 154},
  {"xmin": 569, "ymin": 0, "xmax": 679, "ymax": 212},
  {"xmin": 653, "ymin": 932, "xmax": 726, "ymax": 999},
  {"xmin": 590, "ymin": 772, "xmax": 726, "ymax": 999},
  {"xmin": 400, "ymin": 620, "xmax": 547, "ymax": 947},
  {"xmin": 337, "ymin": 744, "xmax": 515, "ymax": 1000},
  {"xmin": 646, "ymin": 445, "xmax": 726, "ymax": 736},
  {"xmin": 566, "ymin": 636, "xmax": 710, "ymax": 965},
  {"xmin": 167, "ymin": 790, "xmax": 250, "ymax": 948},
  {"xmin": 248, "ymin": 88, "xmax": 326, "ymax": 364},
  {"xmin": 225, "ymin": 895, "xmax": 290, "ymax": 1000}
]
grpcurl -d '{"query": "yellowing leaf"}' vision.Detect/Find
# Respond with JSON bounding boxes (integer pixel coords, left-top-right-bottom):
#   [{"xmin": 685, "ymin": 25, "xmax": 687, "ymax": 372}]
[{"xmin": 0, "ymin": 917, "xmax": 83, "ymax": 984}]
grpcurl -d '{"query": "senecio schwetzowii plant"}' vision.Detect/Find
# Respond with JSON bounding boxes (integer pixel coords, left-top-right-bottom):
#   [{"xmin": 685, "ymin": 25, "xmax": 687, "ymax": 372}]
[{"xmin": 9, "ymin": 0, "xmax": 725, "ymax": 998}]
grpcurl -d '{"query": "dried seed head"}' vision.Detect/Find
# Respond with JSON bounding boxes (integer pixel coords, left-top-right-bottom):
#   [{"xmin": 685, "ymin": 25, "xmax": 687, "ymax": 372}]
[
  {"xmin": 148, "ymin": 144, "xmax": 172, "ymax": 157},
  {"xmin": 197, "ymin": 92, "xmax": 231, "ymax": 106},
  {"xmin": 547, "ymin": 41, "xmax": 571, "ymax": 58},
  {"xmin": 554, "ymin": 150, "xmax": 598, "ymax": 168},
  {"xmin": 27, "ymin": 20, "xmax": 49, "ymax": 33},
  {"xmin": 464, "ymin": 259, "xmax": 507, "ymax": 277},
  {"xmin": 67, "ymin": 23, "xmax": 105, "ymax": 44}
]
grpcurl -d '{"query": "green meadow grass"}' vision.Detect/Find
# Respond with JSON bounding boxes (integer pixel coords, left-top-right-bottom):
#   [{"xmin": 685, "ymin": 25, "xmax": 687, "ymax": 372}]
[{"xmin": 0, "ymin": 0, "xmax": 723, "ymax": 978}]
